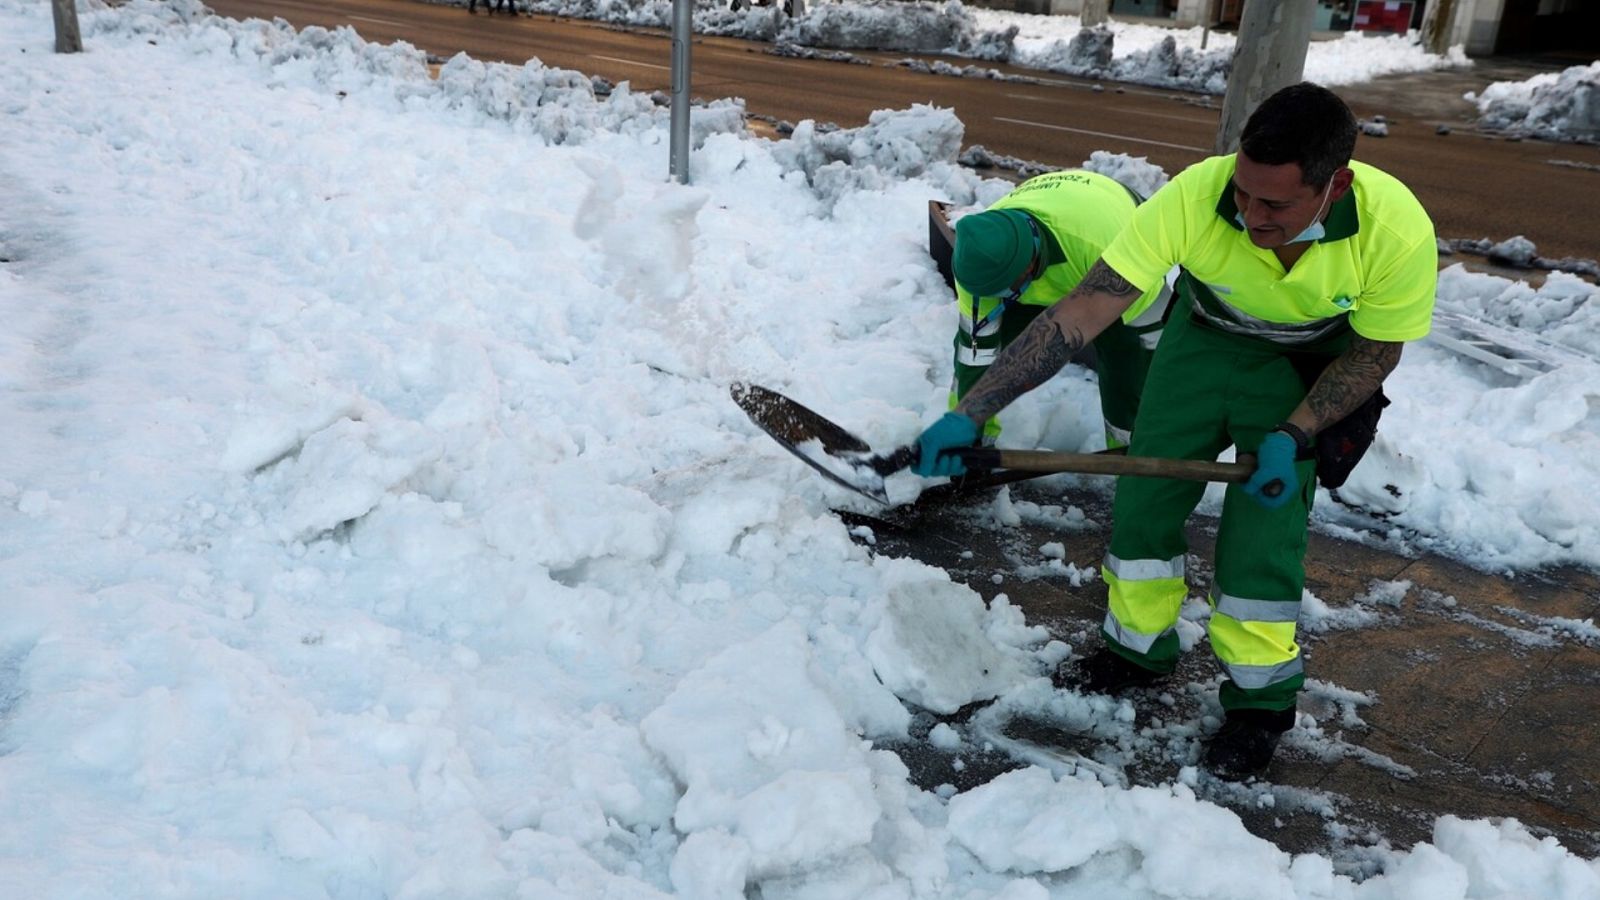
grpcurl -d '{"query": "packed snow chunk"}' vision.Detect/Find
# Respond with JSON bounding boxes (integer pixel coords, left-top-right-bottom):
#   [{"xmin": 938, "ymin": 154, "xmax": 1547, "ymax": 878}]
[
  {"xmin": 1429, "ymin": 816, "xmax": 1600, "ymax": 899},
  {"xmin": 219, "ymin": 385, "xmax": 366, "ymax": 473},
  {"xmin": 480, "ymin": 471, "xmax": 669, "ymax": 570},
  {"xmin": 1359, "ymin": 579, "xmax": 1412, "ymax": 608},
  {"xmin": 787, "ymin": 1, "xmax": 977, "ymax": 55},
  {"xmin": 670, "ymin": 828, "xmax": 752, "ymax": 900},
  {"xmin": 735, "ymin": 768, "xmax": 880, "ymax": 877},
  {"xmin": 1300, "ymin": 585, "xmax": 1382, "ymax": 634},
  {"xmin": 1080, "ymin": 149, "xmax": 1169, "ymax": 199},
  {"xmin": 948, "ymin": 767, "xmax": 1121, "ymax": 873},
  {"xmin": 1332, "ymin": 436, "xmax": 1426, "ymax": 516},
  {"xmin": 1356, "ymin": 842, "xmax": 1470, "ymax": 899},
  {"xmin": 1065, "ymin": 25, "xmax": 1113, "ymax": 71},
  {"xmin": 640, "ymin": 622, "xmax": 885, "ymax": 874},
  {"xmin": 1487, "ymin": 235, "xmax": 1538, "ymax": 267},
  {"xmin": 266, "ymin": 414, "xmax": 442, "ymax": 541},
  {"xmin": 771, "ymin": 104, "xmax": 964, "ymax": 184},
  {"xmin": 864, "ymin": 578, "xmax": 1029, "ymax": 714},
  {"xmin": 948, "ymin": 767, "xmax": 1295, "ymax": 897},
  {"xmin": 927, "ymin": 722, "xmax": 961, "ymax": 750},
  {"xmin": 1469, "ymin": 61, "xmax": 1600, "ymax": 142}
]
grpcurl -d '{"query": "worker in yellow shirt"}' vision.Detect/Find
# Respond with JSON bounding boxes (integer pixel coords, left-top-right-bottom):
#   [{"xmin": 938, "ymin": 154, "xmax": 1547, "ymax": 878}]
[
  {"xmin": 912, "ymin": 82, "xmax": 1438, "ymax": 777},
  {"xmin": 946, "ymin": 170, "xmax": 1171, "ymax": 449}
]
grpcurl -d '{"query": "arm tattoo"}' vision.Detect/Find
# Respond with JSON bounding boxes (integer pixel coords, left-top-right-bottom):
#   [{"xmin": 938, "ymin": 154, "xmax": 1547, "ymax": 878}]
[
  {"xmin": 1305, "ymin": 336, "xmax": 1403, "ymax": 432},
  {"xmin": 1078, "ymin": 259, "xmax": 1141, "ymax": 299},
  {"xmin": 955, "ymin": 304, "xmax": 1085, "ymax": 424},
  {"xmin": 952, "ymin": 259, "xmax": 1133, "ymax": 424}
]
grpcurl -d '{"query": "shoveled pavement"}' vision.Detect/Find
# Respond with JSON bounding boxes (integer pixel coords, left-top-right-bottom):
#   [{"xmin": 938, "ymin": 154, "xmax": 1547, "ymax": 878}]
[{"xmin": 843, "ymin": 477, "xmax": 1599, "ymax": 875}]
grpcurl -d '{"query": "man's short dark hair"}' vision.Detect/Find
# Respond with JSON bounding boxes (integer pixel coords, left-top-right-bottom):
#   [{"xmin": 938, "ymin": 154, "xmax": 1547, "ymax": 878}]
[{"xmin": 1239, "ymin": 82, "xmax": 1357, "ymax": 187}]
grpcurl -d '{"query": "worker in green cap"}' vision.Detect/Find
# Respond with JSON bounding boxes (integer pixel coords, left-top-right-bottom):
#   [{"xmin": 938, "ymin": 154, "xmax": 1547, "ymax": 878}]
[{"xmin": 948, "ymin": 169, "xmax": 1172, "ymax": 449}]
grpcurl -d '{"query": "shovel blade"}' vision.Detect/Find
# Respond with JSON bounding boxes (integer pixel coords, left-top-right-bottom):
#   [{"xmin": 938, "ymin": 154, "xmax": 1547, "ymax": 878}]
[{"xmin": 730, "ymin": 382, "xmax": 892, "ymax": 504}]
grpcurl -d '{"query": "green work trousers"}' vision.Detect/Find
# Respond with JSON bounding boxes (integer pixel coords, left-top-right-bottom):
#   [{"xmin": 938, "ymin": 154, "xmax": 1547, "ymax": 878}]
[
  {"xmin": 952, "ymin": 302, "xmax": 1157, "ymax": 448},
  {"xmin": 1101, "ymin": 299, "xmax": 1327, "ymax": 713}
]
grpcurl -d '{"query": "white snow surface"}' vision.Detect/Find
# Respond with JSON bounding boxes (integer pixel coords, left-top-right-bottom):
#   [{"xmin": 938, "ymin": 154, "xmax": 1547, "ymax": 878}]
[
  {"xmin": 2, "ymin": 1, "xmax": 1598, "ymax": 898},
  {"xmin": 1468, "ymin": 60, "xmax": 1600, "ymax": 142}
]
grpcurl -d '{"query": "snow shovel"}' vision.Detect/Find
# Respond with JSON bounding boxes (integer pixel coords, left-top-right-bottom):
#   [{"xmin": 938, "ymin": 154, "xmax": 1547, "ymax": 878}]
[{"xmin": 731, "ymin": 382, "xmax": 1258, "ymax": 505}]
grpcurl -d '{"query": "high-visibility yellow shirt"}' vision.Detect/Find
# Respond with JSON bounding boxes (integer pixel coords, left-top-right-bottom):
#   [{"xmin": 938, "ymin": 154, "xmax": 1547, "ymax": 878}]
[
  {"xmin": 955, "ymin": 169, "xmax": 1164, "ymax": 316},
  {"xmin": 1102, "ymin": 154, "xmax": 1437, "ymax": 343}
]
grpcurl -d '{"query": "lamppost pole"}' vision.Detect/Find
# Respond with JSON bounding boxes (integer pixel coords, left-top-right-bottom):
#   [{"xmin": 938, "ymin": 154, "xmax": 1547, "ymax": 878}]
[{"xmin": 669, "ymin": 0, "xmax": 692, "ymax": 184}]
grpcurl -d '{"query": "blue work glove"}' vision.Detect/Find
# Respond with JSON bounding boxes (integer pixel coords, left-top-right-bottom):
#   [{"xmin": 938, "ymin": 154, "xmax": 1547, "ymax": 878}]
[
  {"xmin": 912, "ymin": 412, "xmax": 980, "ymax": 478},
  {"xmin": 1242, "ymin": 429, "xmax": 1302, "ymax": 509}
]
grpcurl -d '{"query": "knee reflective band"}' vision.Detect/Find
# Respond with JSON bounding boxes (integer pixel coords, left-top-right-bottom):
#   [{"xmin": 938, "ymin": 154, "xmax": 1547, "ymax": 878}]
[
  {"xmin": 1101, "ymin": 553, "xmax": 1186, "ymax": 662},
  {"xmin": 1207, "ymin": 585, "xmax": 1303, "ymax": 690}
]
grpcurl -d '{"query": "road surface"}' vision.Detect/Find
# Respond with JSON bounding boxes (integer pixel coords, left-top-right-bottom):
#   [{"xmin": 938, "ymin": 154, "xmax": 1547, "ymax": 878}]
[{"xmin": 202, "ymin": 0, "xmax": 1600, "ymax": 262}]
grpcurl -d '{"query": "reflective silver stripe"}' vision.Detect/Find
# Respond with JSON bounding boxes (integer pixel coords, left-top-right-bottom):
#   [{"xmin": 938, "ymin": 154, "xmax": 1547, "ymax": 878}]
[
  {"xmin": 1209, "ymin": 585, "xmax": 1302, "ymax": 623},
  {"xmin": 957, "ymin": 312, "xmax": 1003, "ymax": 338},
  {"xmin": 1218, "ymin": 655, "xmax": 1304, "ymax": 690},
  {"xmin": 956, "ymin": 345, "xmax": 998, "ymax": 366},
  {"xmin": 1103, "ymin": 552, "xmax": 1185, "ymax": 582},
  {"xmin": 1102, "ymin": 610, "xmax": 1176, "ymax": 655},
  {"xmin": 1193, "ymin": 281, "xmax": 1348, "ymax": 345}
]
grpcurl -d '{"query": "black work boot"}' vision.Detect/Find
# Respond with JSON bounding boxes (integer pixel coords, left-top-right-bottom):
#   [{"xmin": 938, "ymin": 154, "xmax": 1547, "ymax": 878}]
[
  {"xmin": 1202, "ymin": 707, "xmax": 1296, "ymax": 779},
  {"xmin": 1068, "ymin": 647, "xmax": 1167, "ymax": 695}
]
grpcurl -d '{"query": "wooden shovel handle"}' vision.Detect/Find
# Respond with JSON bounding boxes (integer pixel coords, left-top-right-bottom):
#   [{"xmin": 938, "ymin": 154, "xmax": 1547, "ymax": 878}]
[{"xmin": 955, "ymin": 448, "xmax": 1255, "ymax": 484}]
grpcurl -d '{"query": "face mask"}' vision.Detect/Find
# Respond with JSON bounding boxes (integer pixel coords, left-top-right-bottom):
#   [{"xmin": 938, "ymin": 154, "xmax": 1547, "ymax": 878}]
[{"xmin": 1235, "ymin": 178, "xmax": 1335, "ymax": 244}]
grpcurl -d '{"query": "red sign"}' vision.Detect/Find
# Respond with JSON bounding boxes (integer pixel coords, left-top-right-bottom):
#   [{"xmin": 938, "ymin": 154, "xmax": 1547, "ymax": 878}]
[{"xmin": 1353, "ymin": 0, "xmax": 1415, "ymax": 35}]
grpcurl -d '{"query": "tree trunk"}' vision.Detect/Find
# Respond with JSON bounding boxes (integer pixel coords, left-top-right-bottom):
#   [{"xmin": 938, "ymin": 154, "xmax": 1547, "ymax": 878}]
[
  {"xmin": 1421, "ymin": 0, "xmax": 1460, "ymax": 56},
  {"xmin": 53, "ymin": 0, "xmax": 83, "ymax": 54},
  {"xmin": 1212, "ymin": 0, "xmax": 1315, "ymax": 155}
]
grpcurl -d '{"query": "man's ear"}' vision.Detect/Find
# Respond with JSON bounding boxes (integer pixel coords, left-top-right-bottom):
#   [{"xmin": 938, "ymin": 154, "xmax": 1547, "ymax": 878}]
[{"xmin": 1328, "ymin": 166, "xmax": 1355, "ymax": 202}]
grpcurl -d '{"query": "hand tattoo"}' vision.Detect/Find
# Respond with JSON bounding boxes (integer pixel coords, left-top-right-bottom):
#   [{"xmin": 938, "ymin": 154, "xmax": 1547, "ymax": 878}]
[{"xmin": 1305, "ymin": 336, "xmax": 1403, "ymax": 431}]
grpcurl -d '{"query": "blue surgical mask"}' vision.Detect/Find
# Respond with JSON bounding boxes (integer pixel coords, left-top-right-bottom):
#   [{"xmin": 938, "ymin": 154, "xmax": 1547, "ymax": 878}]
[{"xmin": 1235, "ymin": 179, "xmax": 1335, "ymax": 244}]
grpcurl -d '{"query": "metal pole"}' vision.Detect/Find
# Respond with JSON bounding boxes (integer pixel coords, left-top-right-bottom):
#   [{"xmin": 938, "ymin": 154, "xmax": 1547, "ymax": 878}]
[
  {"xmin": 669, "ymin": 0, "xmax": 692, "ymax": 184},
  {"xmin": 52, "ymin": 0, "xmax": 83, "ymax": 53}
]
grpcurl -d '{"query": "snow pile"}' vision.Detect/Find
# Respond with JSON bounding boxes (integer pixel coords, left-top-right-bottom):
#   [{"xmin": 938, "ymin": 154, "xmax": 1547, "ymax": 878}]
[
  {"xmin": 1468, "ymin": 61, "xmax": 1600, "ymax": 142},
  {"xmin": 1324, "ymin": 261, "xmax": 1600, "ymax": 565},
  {"xmin": 1442, "ymin": 235, "xmax": 1600, "ymax": 280},
  {"xmin": 3, "ymin": 1, "xmax": 1599, "ymax": 897},
  {"xmin": 786, "ymin": 0, "xmax": 1000, "ymax": 58},
  {"xmin": 986, "ymin": 8, "xmax": 1466, "ymax": 92},
  {"xmin": 462, "ymin": 0, "xmax": 1468, "ymax": 93},
  {"xmin": 1436, "ymin": 264, "xmax": 1600, "ymax": 360},
  {"xmin": 769, "ymin": 103, "xmax": 985, "ymax": 207},
  {"xmin": 1023, "ymin": 29, "xmax": 1229, "ymax": 93}
]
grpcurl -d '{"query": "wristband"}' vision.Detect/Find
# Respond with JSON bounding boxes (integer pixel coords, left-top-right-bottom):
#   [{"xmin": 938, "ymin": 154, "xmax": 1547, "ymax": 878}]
[{"xmin": 1274, "ymin": 422, "xmax": 1313, "ymax": 452}]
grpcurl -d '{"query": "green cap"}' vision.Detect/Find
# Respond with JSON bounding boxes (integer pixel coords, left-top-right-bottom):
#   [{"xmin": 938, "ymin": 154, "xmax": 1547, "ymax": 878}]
[{"xmin": 953, "ymin": 209, "xmax": 1035, "ymax": 298}]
